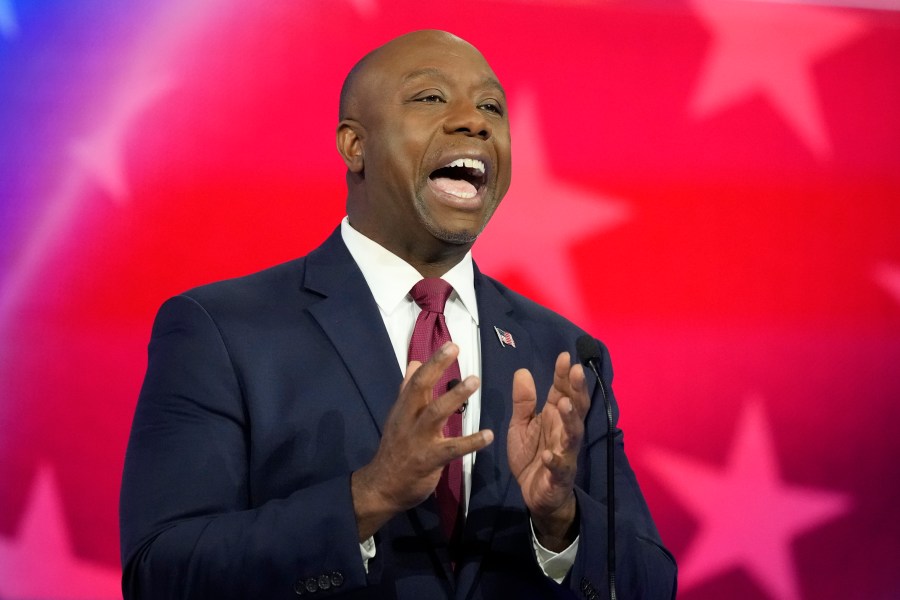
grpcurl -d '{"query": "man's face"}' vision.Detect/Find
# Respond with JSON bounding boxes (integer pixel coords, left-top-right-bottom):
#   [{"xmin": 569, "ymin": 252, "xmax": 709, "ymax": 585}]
[{"xmin": 345, "ymin": 32, "xmax": 512, "ymax": 257}]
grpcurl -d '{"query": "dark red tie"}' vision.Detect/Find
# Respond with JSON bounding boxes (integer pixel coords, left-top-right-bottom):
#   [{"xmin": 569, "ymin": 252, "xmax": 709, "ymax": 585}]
[{"xmin": 407, "ymin": 278, "xmax": 463, "ymax": 542}]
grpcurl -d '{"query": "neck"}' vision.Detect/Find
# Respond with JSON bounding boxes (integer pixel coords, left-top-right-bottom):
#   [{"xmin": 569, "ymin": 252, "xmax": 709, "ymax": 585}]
[
  {"xmin": 408, "ymin": 253, "xmax": 468, "ymax": 278},
  {"xmin": 375, "ymin": 233, "xmax": 470, "ymax": 278},
  {"xmin": 346, "ymin": 208, "xmax": 473, "ymax": 278}
]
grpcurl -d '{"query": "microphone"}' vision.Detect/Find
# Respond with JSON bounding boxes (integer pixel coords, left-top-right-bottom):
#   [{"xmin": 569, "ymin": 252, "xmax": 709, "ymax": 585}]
[
  {"xmin": 575, "ymin": 335, "xmax": 617, "ymax": 600},
  {"xmin": 576, "ymin": 335, "xmax": 603, "ymax": 383}
]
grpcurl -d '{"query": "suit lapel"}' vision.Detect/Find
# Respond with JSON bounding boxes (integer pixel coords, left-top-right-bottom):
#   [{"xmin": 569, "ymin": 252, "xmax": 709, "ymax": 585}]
[
  {"xmin": 304, "ymin": 229, "xmax": 455, "ymax": 585},
  {"xmin": 457, "ymin": 267, "xmax": 535, "ymax": 596},
  {"xmin": 304, "ymin": 229, "xmax": 402, "ymax": 434}
]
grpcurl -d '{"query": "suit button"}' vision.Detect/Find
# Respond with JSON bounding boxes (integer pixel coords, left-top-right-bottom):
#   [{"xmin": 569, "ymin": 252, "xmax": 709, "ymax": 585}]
[
  {"xmin": 317, "ymin": 575, "xmax": 331, "ymax": 591},
  {"xmin": 305, "ymin": 577, "xmax": 319, "ymax": 593},
  {"xmin": 293, "ymin": 579, "xmax": 305, "ymax": 596},
  {"xmin": 330, "ymin": 571, "xmax": 344, "ymax": 588}
]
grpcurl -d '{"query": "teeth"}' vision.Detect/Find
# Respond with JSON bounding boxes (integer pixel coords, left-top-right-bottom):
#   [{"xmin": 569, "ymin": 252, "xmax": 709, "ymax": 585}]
[{"xmin": 445, "ymin": 158, "xmax": 485, "ymax": 175}]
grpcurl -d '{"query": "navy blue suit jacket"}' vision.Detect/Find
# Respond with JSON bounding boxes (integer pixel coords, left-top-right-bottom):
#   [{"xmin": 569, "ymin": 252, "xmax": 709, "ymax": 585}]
[{"xmin": 120, "ymin": 228, "xmax": 676, "ymax": 599}]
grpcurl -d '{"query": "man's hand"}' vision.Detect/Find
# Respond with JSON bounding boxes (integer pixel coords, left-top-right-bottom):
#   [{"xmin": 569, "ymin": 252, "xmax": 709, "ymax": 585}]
[
  {"xmin": 508, "ymin": 352, "xmax": 590, "ymax": 552},
  {"xmin": 351, "ymin": 342, "xmax": 493, "ymax": 541}
]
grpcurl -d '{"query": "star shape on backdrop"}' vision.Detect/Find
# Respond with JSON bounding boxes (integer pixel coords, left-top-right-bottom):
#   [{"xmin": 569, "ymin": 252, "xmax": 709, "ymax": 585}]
[
  {"xmin": 0, "ymin": 0, "xmax": 17, "ymax": 39},
  {"xmin": 69, "ymin": 73, "xmax": 173, "ymax": 202},
  {"xmin": 689, "ymin": 0, "xmax": 869, "ymax": 158},
  {"xmin": 873, "ymin": 261, "xmax": 900, "ymax": 305},
  {"xmin": 641, "ymin": 397, "xmax": 852, "ymax": 600},
  {"xmin": 0, "ymin": 466, "xmax": 121, "ymax": 599},
  {"xmin": 0, "ymin": 73, "xmax": 173, "ymax": 327},
  {"xmin": 474, "ymin": 92, "xmax": 631, "ymax": 326}
]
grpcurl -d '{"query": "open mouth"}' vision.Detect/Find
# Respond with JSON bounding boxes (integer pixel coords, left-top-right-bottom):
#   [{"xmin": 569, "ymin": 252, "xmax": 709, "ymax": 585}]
[{"xmin": 428, "ymin": 158, "xmax": 487, "ymax": 200}]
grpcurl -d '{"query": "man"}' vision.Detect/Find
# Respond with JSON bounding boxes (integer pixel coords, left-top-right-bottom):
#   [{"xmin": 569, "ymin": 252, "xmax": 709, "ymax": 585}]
[{"xmin": 120, "ymin": 30, "xmax": 676, "ymax": 599}]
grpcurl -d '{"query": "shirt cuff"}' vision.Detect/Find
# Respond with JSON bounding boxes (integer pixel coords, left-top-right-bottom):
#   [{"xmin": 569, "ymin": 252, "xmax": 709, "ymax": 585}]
[
  {"xmin": 530, "ymin": 520, "xmax": 579, "ymax": 583},
  {"xmin": 359, "ymin": 536, "xmax": 376, "ymax": 573}
]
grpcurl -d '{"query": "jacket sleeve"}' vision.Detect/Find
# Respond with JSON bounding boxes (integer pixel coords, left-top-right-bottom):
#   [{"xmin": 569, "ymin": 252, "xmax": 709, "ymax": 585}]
[
  {"xmin": 120, "ymin": 295, "xmax": 367, "ymax": 599},
  {"xmin": 566, "ymin": 341, "xmax": 678, "ymax": 600}
]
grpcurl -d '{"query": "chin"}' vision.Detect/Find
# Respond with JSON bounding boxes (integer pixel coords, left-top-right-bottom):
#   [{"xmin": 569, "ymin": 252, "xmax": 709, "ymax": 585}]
[
  {"xmin": 422, "ymin": 217, "xmax": 480, "ymax": 245},
  {"xmin": 415, "ymin": 196, "xmax": 487, "ymax": 245},
  {"xmin": 434, "ymin": 228, "xmax": 479, "ymax": 245}
]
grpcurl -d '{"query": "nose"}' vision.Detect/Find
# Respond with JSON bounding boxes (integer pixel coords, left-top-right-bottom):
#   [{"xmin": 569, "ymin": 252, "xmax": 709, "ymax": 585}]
[{"xmin": 443, "ymin": 101, "xmax": 492, "ymax": 140}]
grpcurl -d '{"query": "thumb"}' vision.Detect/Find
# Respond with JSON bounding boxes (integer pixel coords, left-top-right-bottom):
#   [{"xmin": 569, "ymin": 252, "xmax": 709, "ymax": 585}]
[{"xmin": 400, "ymin": 361, "xmax": 422, "ymax": 392}]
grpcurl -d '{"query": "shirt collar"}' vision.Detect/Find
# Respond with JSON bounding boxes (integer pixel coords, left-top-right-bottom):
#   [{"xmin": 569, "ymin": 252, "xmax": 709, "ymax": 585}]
[{"xmin": 340, "ymin": 216, "xmax": 479, "ymax": 324}]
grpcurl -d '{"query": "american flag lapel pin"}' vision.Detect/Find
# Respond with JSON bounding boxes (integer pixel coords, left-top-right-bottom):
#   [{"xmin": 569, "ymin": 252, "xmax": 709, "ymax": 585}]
[{"xmin": 494, "ymin": 326, "xmax": 516, "ymax": 348}]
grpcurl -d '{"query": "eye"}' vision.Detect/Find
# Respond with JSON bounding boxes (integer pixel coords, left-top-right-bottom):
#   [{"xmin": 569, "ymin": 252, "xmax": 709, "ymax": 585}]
[
  {"xmin": 414, "ymin": 93, "xmax": 445, "ymax": 103},
  {"xmin": 479, "ymin": 101, "xmax": 504, "ymax": 116}
]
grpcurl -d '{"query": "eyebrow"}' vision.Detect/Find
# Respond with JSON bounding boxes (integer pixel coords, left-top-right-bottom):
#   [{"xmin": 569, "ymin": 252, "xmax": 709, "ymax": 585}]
[{"xmin": 402, "ymin": 67, "xmax": 506, "ymax": 99}]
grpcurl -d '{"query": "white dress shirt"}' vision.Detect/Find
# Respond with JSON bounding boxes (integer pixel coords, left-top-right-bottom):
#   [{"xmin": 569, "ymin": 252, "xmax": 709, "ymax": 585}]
[{"xmin": 340, "ymin": 217, "xmax": 576, "ymax": 582}]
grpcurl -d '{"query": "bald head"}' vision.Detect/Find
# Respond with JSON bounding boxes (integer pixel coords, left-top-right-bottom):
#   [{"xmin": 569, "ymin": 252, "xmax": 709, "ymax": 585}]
[{"xmin": 339, "ymin": 30, "xmax": 500, "ymax": 122}]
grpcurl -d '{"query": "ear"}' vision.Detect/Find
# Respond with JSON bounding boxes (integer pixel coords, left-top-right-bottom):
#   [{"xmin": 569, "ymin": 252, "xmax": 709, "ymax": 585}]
[{"xmin": 336, "ymin": 119, "xmax": 365, "ymax": 174}]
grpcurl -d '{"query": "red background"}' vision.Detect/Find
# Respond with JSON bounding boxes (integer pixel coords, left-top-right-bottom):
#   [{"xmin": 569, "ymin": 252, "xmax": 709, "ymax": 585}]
[{"xmin": 1, "ymin": 1, "xmax": 898, "ymax": 598}]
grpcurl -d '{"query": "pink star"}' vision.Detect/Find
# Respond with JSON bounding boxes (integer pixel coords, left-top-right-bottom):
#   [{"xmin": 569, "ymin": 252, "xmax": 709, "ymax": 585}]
[
  {"xmin": 642, "ymin": 398, "xmax": 851, "ymax": 600},
  {"xmin": 475, "ymin": 92, "xmax": 630, "ymax": 325},
  {"xmin": 689, "ymin": 0, "xmax": 869, "ymax": 157},
  {"xmin": 0, "ymin": 466, "xmax": 121, "ymax": 599},
  {"xmin": 1, "ymin": 67, "xmax": 172, "ymax": 330},
  {"xmin": 70, "ymin": 74, "xmax": 172, "ymax": 202},
  {"xmin": 873, "ymin": 261, "xmax": 900, "ymax": 305}
]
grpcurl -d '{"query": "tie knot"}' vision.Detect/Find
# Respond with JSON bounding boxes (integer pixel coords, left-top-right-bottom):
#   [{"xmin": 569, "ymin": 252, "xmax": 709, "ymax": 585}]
[{"xmin": 409, "ymin": 278, "xmax": 454, "ymax": 314}]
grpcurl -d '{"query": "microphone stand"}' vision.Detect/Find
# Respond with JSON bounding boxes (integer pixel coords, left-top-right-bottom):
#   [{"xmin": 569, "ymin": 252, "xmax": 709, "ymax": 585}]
[{"xmin": 577, "ymin": 336, "xmax": 617, "ymax": 600}]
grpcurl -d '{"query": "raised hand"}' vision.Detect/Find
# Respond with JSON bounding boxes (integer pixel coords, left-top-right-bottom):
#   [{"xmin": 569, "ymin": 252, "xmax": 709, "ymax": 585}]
[
  {"xmin": 351, "ymin": 342, "xmax": 493, "ymax": 541},
  {"xmin": 507, "ymin": 352, "xmax": 590, "ymax": 551}
]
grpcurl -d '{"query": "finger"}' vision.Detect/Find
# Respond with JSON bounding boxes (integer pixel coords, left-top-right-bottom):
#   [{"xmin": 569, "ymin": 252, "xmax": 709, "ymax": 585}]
[
  {"xmin": 541, "ymin": 448, "xmax": 576, "ymax": 485},
  {"xmin": 511, "ymin": 368, "xmax": 537, "ymax": 428},
  {"xmin": 556, "ymin": 396, "xmax": 585, "ymax": 453},
  {"xmin": 382, "ymin": 361, "xmax": 426, "ymax": 431},
  {"xmin": 425, "ymin": 375, "xmax": 480, "ymax": 427},
  {"xmin": 439, "ymin": 429, "xmax": 495, "ymax": 464},
  {"xmin": 400, "ymin": 360, "xmax": 422, "ymax": 392},
  {"xmin": 404, "ymin": 342, "xmax": 460, "ymax": 398},
  {"xmin": 548, "ymin": 355, "xmax": 590, "ymax": 419},
  {"xmin": 547, "ymin": 352, "xmax": 573, "ymax": 405},
  {"xmin": 566, "ymin": 363, "xmax": 591, "ymax": 419}
]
